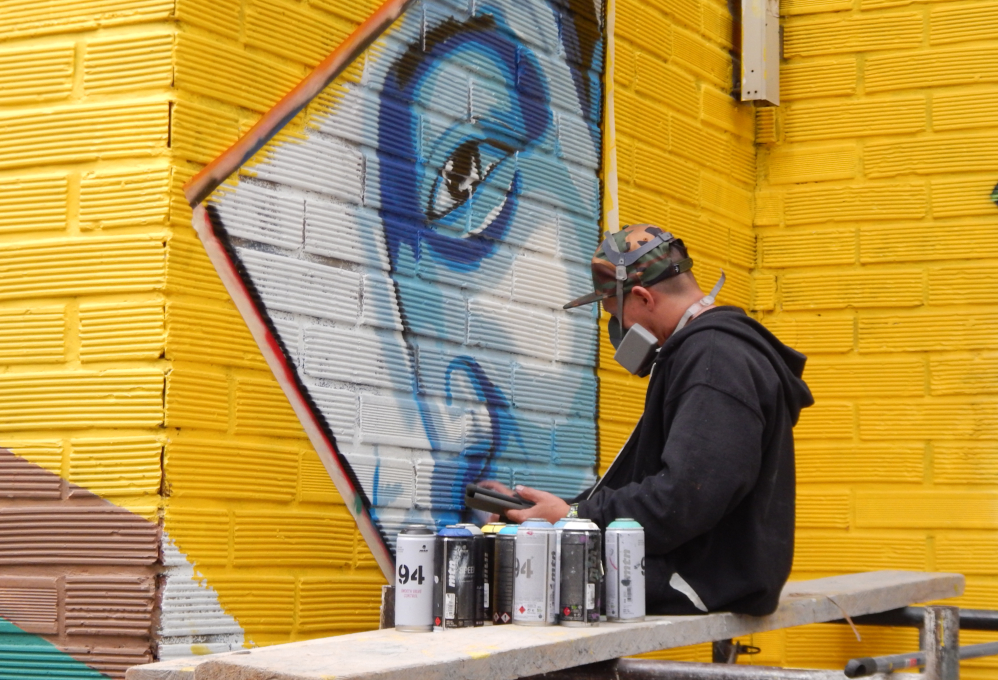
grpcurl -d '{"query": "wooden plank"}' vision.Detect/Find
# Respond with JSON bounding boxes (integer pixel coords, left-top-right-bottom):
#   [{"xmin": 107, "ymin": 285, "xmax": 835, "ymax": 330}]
[{"xmin": 128, "ymin": 571, "xmax": 963, "ymax": 680}]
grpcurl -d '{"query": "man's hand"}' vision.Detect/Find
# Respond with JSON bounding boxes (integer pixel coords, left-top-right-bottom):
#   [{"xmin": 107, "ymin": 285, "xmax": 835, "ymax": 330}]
[{"xmin": 507, "ymin": 486, "xmax": 570, "ymax": 524}]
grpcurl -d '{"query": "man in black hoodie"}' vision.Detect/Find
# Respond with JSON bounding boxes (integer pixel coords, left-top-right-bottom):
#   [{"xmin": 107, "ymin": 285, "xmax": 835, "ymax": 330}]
[{"xmin": 490, "ymin": 224, "xmax": 813, "ymax": 616}]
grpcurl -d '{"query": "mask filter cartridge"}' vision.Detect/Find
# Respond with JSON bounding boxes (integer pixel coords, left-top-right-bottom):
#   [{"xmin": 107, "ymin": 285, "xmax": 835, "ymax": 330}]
[{"xmin": 610, "ymin": 322, "xmax": 659, "ymax": 378}]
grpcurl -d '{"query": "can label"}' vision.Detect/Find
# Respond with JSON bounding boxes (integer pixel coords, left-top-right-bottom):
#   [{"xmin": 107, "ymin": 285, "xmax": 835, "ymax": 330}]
[
  {"xmin": 606, "ymin": 527, "xmax": 645, "ymax": 621},
  {"xmin": 559, "ymin": 525, "xmax": 601, "ymax": 626},
  {"xmin": 395, "ymin": 532, "xmax": 435, "ymax": 631},
  {"xmin": 514, "ymin": 528, "xmax": 557, "ymax": 625}
]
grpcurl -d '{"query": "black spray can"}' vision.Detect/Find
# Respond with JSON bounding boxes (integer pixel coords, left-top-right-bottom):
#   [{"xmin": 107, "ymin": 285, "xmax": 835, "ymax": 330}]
[
  {"xmin": 455, "ymin": 523, "xmax": 486, "ymax": 626},
  {"xmin": 558, "ymin": 518, "xmax": 602, "ymax": 627},
  {"xmin": 481, "ymin": 522, "xmax": 506, "ymax": 624},
  {"xmin": 433, "ymin": 526, "xmax": 476, "ymax": 629},
  {"xmin": 493, "ymin": 524, "xmax": 517, "ymax": 624}
]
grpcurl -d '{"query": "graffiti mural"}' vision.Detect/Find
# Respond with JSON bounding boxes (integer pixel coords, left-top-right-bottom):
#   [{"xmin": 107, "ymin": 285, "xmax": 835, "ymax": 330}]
[{"xmin": 196, "ymin": 0, "xmax": 606, "ymax": 565}]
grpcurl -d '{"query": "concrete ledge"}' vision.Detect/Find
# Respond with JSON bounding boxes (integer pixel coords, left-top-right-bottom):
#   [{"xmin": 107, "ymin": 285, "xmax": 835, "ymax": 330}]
[{"xmin": 128, "ymin": 571, "xmax": 964, "ymax": 680}]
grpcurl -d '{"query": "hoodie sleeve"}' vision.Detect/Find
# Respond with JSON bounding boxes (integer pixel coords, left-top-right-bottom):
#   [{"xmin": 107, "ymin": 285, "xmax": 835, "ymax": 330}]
[{"xmin": 577, "ymin": 383, "xmax": 765, "ymax": 555}]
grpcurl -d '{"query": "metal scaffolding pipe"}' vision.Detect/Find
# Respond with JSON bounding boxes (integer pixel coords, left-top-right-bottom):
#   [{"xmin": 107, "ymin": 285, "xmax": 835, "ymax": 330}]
[
  {"xmin": 521, "ymin": 659, "xmax": 913, "ymax": 680},
  {"xmin": 831, "ymin": 606, "xmax": 998, "ymax": 632}
]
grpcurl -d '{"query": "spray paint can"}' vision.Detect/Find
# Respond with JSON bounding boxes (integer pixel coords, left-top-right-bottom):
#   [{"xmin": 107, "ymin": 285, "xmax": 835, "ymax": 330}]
[
  {"xmin": 552, "ymin": 517, "xmax": 569, "ymax": 626},
  {"xmin": 433, "ymin": 526, "xmax": 476, "ymax": 629},
  {"xmin": 481, "ymin": 522, "xmax": 506, "ymax": 624},
  {"xmin": 394, "ymin": 526, "xmax": 436, "ymax": 632},
  {"xmin": 606, "ymin": 518, "xmax": 646, "ymax": 622},
  {"xmin": 513, "ymin": 519, "xmax": 558, "ymax": 626},
  {"xmin": 558, "ymin": 518, "xmax": 602, "ymax": 626},
  {"xmin": 493, "ymin": 524, "xmax": 517, "ymax": 624},
  {"xmin": 455, "ymin": 523, "xmax": 486, "ymax": 626}
]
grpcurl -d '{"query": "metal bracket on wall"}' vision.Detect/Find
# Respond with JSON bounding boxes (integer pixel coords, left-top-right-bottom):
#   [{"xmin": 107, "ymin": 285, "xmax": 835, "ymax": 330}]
[{"xmin": 741, "ymin": 0, "xmax": 780, "ymax": 104}]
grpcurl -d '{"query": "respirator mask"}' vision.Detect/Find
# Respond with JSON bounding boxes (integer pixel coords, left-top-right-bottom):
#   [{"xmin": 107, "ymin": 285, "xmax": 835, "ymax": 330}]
[{"xmin": 600, "ymin": 232, "xmax": 725, "ymax": 378}]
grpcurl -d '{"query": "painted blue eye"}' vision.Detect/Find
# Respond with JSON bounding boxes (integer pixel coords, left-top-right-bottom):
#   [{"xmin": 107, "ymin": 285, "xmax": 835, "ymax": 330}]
[{"xmin": 427, "ymin": 139, "xmax": 514, "ymax": 221}]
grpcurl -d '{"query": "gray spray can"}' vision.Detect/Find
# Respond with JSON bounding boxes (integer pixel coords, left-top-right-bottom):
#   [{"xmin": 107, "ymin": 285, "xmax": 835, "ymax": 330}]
[
  {"xmin": 513, "ymin": 519, "xmax": 558, "ymax": 625},
  {"xmin": 394, "ymin": 525, "xmax": 436, "ymax": 631},
  {"xmin": 606, "ymin": 518, "xmax": 646, "ymax": 622}
]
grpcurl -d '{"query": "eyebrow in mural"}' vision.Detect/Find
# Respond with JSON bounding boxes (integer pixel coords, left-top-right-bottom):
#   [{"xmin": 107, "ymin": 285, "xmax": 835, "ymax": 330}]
[{"xmin": 186, "ymin": 0, "xmax": 606, "ymax": 580}]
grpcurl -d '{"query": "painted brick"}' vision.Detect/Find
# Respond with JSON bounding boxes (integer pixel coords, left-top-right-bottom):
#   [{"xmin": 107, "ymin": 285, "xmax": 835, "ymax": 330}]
[
  {"xmin": 782, "ymin": 268, "xmax": 923, "ymax": 310},
  {"xmin": 615, "ymin": 90, "xmax": 668, "ymax": 143},
  {"xmin": 856, "ymin": 491, "xmax": 998, "ymax": 529},
  {"xmin": 782, "ymin": 0, "xmax": 852, "ymax": 15},
  {"xmin": 796, "ymin": 442, "xmax": 924, "ymax": 483},
  {"xmin": 84, "ymin": 32, "xmax": 172, "ymax": 94},
  {"xmin": 750, "ymin": 273, "xmax": 776, "ymax": 311},
  {"xmin": 793, "ymin": 532, "xmax": 927, "ymax": 572},
  {"xmin": 936, "ymin": 536, "xmax": 998, "ymax": 575},
  {"xmin": 79, "ymin": 300, "xmax": 164, "ymax": 363},
  {"xmin": 785, "ymin": 625, "xmax": 920, "ymax": 668},
  {"xmin": 299, "ymin": 450, "xmax": 344, "ymax": 504},
  {"xmin": 859, "ymin": 310, "xmax": 998, "ymax": 352},
  {"xmin": 859, "ymin": 399, "xmax": 998, "ymax": 440},
  {"xmin": 68, "ymin": 437, "xmax": 161, "ymax": 498},
  {"xmin": 162, "ymin": 507, "xmax": 230, "ymax": 567},
  {"xmin": 767, "ymin": 145, "xmax": 856, "ymax": 185},
  {"xmin": 700, "ymin": 173, "xmax": 752, "ymax": 225},
  {"xmin": 0, "ymin": 0, "xmax": 173, "ymax": 38},
  {"xmin": 0, "ymin": 43, "xmax": 74, "ymax": 105},
  {"xmin": 232, "ymin": 510, "xmax": 357, "ymax": 567},
  {"xmin": 804, "ymin": 356, "xmax": 925, "ymax": 398},
  {"xmin": 171, "ymin": 99, "xmax": 241, "ymax": 166},
  {"xmin": 797, "ymin": 489, "xmax": 850, "ymax": 528},
  {"xmin": 784, "ymin": 12, "xmax": 922, "ymax": 58},
  {"xmin": 929, "ymin": 264, "xmax": 998, "ymax": 306},
  {"xmin": 866, "ymin": 46, "xmax": 998, "ymax": 93},
  {"xmin": 763, "ymin": 313, "xmax": 854, "ymax": 354},
  {"xmin": 233, "ymin": 374, "xmax": 306, "ymax": 439},
  {"xmin": 0, "ymin": 102, "xmax": 169, "ymax": 170},
  {"xmin": 781, "ymin": 58, "xmax": 855, "ymax": 101},
  {"xmin": 0, "ymin": 307, "xmax": 65, "ymax": 365},
  {"xmin": 635, "ymin": 55, "xmax": 698, "ymax": 115},
  {"xmin": 616, "ymin": 4, "xmax": 673, "ymax": 60},
  {"xmin": 933, "ymin": 92, "xmax": 998, "ymax": 133},
  {"xmin": 760, "ymin": 228, "xmax": 856, "ymax": 268},
  {"xmin": 0, "ymin": 370, "xmax": 163, "ymax": 431},
  {"xmin": 175, "ymin": 0, "xmax": 241, "ymax": 38},
  {"xmin": 754, "ymin": 191, "xmax": 783, "ymax": 226},
  {"xmin": 0, "ymin": 174, "xmax": 68, "ymax": 234},
  {"xmin": 935, "ymin": 443, "xmax": 998, "ymax": 485},
  {"xmin": 165, "ymin": 234, "xmax": 229, "ymax": 300},
  {"xmin": 174, "ymin": 33, "xmax": 303, "ymax": 114},
  {"xmin": 246, "ymin": 0, "xmax": 352, "ymax": 66},
  {"xmin": 932, "ymin": 176, "xmax": 998, "ymax": 218},
  {"xmin": 702, "ymin": 87, "xmax": 754, "ymax": 137},
  {"xmin": 164, "ymin": 364, "xmax": 228, "ymax": 431},
  {"xmin": 931, "ymin": 355, "xmax": 998, "ymax": 396},
  {"xmin": 165, "ymin": 299, "xmax": 267, "ymax": 369},
  {"xmin": 671, "ymin": 27, "xmax": 730, "ymax": 88},
  {"xmin": 80, "ymin": 166, "xmax": 171, "ymax": 230},
  {"xmin": 861, "ymin": 220, "xmax": 998, "ymax": 263},
  {"xmin": 298, "ymin": 577, "xmax": 384, "ymax": 633},
  {"xmin": 794, "ymin": 401, "xmax": 854, "ymax": 440},
  {"xmin": 865, "ymin": 134, "xmax": 998, "ymax": 178},
  {"xmin": 166, "ymin": 437, "xmax": 298, "ymax": 502},
  {"xmin": 633, "ymin": 145, "xmax": 700, "ymax": 206},
  {"xmin": 784, "ymin": 97, "xmax": 925, "ymax": 142},
  {"xmin": 701, "ymin": 3, "xmax": 733, "ymax": 48},
  {"xmin": 206, "ymin": 576, "xmax": 295, "ymax": 634},
  {"xmin": 931, "ymin": 2, "xmax": 998, "ymax": 46},
  {"xmin": 785, "ymin": 183, "xmax": 927, "ymax": 226}
]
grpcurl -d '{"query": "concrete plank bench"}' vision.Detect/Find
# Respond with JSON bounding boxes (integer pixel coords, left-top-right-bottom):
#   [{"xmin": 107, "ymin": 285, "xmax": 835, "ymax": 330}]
[{"xmin": 128, "ymin": 570, "xmax": 963, "ymax": 680}]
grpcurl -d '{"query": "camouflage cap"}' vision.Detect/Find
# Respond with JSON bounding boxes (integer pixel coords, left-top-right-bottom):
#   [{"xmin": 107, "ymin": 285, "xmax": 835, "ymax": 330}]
[{"xmin": 563, "ymin": 224, "xmax": 693, "ymax": 309}]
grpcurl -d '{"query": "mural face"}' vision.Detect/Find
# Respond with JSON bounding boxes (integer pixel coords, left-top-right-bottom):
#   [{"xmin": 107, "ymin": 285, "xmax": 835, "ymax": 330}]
[{"xmin": 205, "ymin": 0, "xmax": 605, "ymax": 553}]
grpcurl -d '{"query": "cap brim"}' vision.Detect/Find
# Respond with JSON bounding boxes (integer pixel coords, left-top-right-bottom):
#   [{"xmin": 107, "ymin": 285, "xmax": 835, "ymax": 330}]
[{"xmin": 562, "ymin": 289, "xmax": 612, "ymax": 310}]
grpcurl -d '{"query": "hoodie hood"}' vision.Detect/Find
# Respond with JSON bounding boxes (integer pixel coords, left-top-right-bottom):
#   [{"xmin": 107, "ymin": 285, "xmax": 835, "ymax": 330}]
[{"xmin": 658, "ymin": 306, "xmax": 814, "ymax": 423}]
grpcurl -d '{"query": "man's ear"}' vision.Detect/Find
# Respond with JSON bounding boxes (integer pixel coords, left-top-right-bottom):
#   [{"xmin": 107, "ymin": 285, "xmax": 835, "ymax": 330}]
[{"xmin": 630, "ymin": 285, "xmax": 656, "ymax": 310}]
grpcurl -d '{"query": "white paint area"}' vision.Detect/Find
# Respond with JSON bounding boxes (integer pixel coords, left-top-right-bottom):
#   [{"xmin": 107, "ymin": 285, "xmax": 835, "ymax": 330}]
[{"xmin": 158, "ymin": 535, "xmax": 246, "ymax": 660}]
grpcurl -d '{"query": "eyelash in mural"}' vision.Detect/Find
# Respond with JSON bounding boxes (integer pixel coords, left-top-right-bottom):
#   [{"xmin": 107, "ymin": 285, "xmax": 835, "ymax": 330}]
[{"xmin": 427, "ymin": 138, "xmax": 516, "ymax": 222}]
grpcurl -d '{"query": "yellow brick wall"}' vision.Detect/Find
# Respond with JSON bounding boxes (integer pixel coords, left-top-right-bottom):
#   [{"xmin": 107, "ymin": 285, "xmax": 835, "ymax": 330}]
[
  {"xmin": 164, "ymin": 0, "xmax": 387, "ymax": 647},
  {"xmin": 746, "ymin": 0, "xmax": 998, "ymax": 675}
]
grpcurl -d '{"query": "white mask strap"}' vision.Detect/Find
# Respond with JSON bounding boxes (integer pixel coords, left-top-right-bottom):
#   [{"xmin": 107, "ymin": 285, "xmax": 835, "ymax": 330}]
[{"xmin": 673, "ymin": 270, "xmax": 725, "ymax": 335}]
